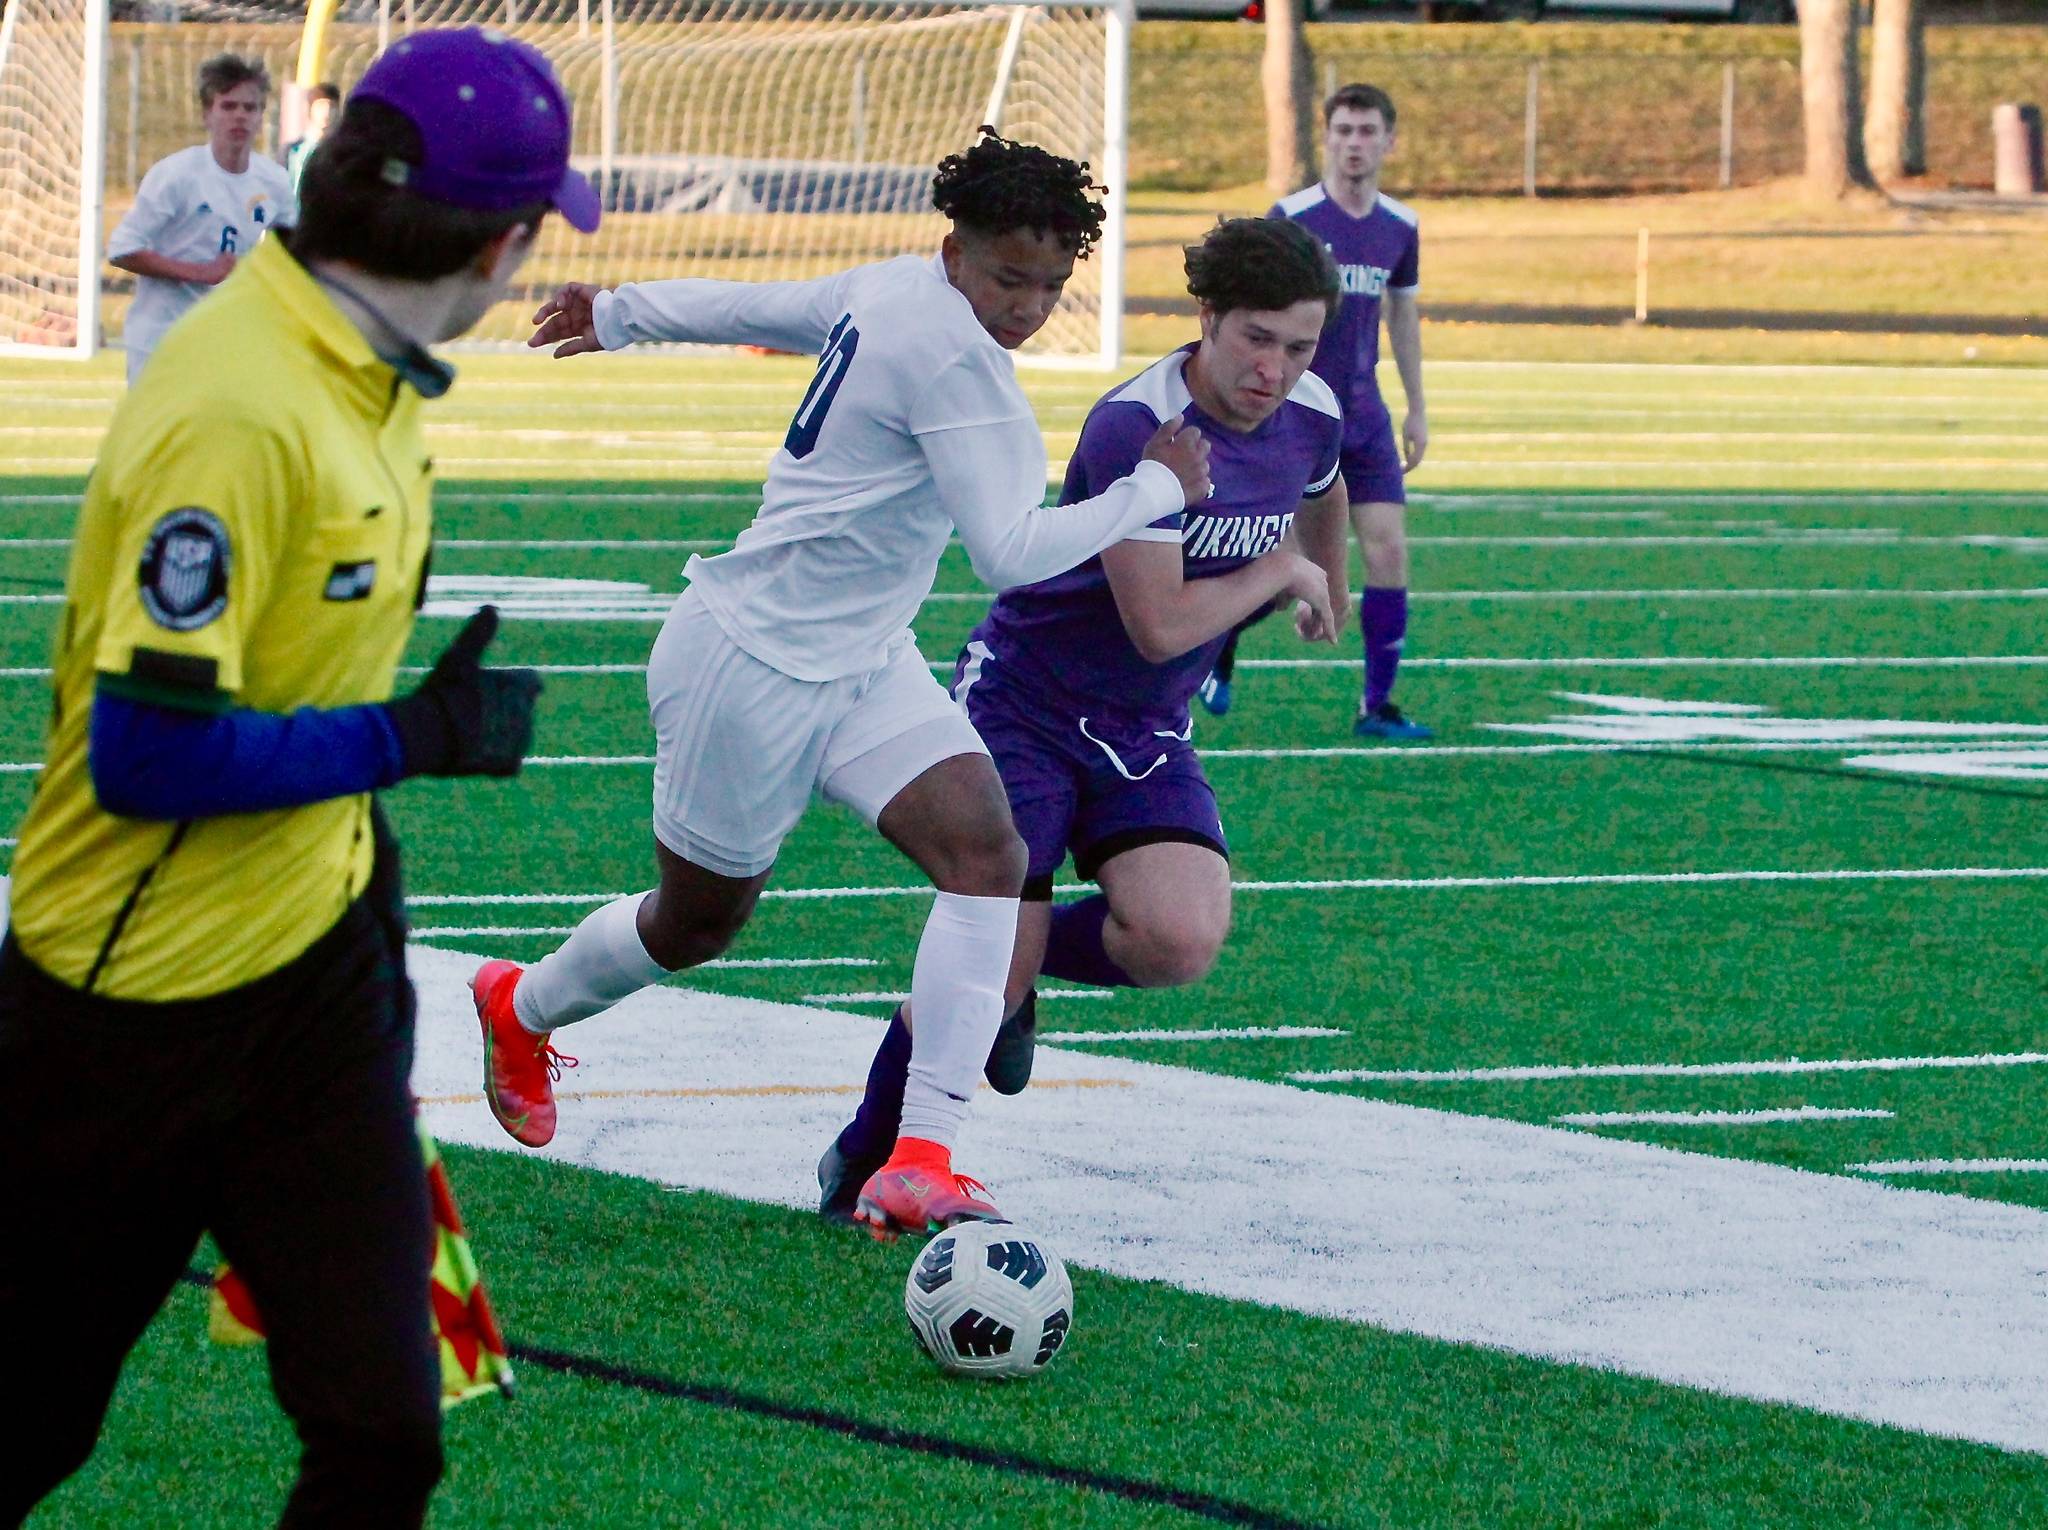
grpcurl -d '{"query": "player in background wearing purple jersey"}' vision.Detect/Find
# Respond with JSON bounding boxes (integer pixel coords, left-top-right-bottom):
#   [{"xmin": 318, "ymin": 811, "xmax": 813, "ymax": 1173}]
[
  {"xmin": 1202, "ymin": 82, "xmax": 1430, "ymax": 740},
  {"xmin": 817, "ymin": 219, "xmax": 1347, "ymax": 1219}
]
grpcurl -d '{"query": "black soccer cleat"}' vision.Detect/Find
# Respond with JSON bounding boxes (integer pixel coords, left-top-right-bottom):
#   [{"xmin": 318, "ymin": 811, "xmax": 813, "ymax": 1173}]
[
  {"xmin": 817, "ymin": 1131, "xmax": 889, "ymax": 1227},
  {"xmin": 983, "ymin": 991, "xmax": 1039, "ymax": 1096}
]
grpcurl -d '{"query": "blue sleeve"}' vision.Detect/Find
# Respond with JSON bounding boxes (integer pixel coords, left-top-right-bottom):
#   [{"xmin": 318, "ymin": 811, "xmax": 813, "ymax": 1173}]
[{"xmin": 89, "ymin": 689, "xmax": 408, "ymax": 820}]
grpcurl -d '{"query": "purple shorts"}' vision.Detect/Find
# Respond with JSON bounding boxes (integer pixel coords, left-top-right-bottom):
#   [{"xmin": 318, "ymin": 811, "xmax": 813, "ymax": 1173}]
[
  {"xmin": 1342, "ymin": 410, "xmax": 1406, "ymax": 507},
  {"xmin": 953, "ymin": 646, "xmax": 1227, "ymax": 898}
]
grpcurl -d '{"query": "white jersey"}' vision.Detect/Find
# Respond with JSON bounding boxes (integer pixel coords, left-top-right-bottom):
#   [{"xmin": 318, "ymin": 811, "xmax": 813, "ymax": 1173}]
[
  {"xmin": 593, "ymin": 253, "xmax": 1181, "ymax": 683},
  {"xmin": 109, "ymin": 144, "xmax": 296, "ymax": 370}
]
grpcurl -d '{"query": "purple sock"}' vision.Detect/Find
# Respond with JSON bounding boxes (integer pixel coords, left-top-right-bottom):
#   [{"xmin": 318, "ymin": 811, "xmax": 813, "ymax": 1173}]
[
  {"xmin": 1040, "ymin": 895, "xmax": 1138, "ymax": 988},
  {"xmin": 1360, "ymin": 586, "xmax": 1409, "ymax": 712},
  {"xmin": 836, "ymin": 1008, "xmax": 911, "ymax": 1162}
]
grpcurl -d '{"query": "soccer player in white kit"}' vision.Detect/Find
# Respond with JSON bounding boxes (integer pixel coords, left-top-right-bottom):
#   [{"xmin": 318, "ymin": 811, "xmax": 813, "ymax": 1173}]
[
  {"xmin": 108, "ymin": 54, "xmax": 296, "ymax": 386},
  {"xmin": 474, "ymin": 132, "xmax": 1212, "ymax": 1241}
]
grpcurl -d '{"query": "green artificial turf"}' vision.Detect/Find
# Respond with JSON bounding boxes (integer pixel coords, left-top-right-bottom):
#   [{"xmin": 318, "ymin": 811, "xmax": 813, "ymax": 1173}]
[{"xmin": 3, "ymin": 352, "xmax": 2043, "ymax": 1525}]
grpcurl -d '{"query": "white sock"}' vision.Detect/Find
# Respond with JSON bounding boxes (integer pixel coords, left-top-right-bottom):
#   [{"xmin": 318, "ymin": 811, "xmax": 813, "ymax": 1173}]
[
  {"xmin": 513, "ymin": 892, "xmax": 670, "ymax": 1033},
  {"xmin": 898, "ymin": 891, "xmax": 1019, "ymax": 1151}
]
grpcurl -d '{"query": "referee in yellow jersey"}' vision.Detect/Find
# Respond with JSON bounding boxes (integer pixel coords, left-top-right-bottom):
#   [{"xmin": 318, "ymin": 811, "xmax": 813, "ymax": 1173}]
[{"xmin": 0, "ymin": 30, "xmax": 597, "ymax": 1527}]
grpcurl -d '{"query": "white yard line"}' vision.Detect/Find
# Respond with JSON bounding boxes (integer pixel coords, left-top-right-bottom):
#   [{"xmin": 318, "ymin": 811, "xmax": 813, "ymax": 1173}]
[
  {"xmin": 1441, "ymin": 430, "xmax": 2048, "ymax": 447},
  {"xmin": 437, "ymin": 538, "xmax": 726, "ymax": 550},
  {"xmin": 801, "ymin": 989, "xmax": 1115, "ymax": 1005},
  {"xmin": 400, "ymin": 946, "xmax": 2048, "ymax": 1457},
  {"xmin": 1851, "ymin": 1159, "xmax": 2048, "ymax": 1176},
  {"xmin": 907, "ymin": 587, "xmax": 2048, "ymax": 605},
  {"xmin": 405, "ymin": 935, "xmax": 875, "ymax": 971},
  {"xmin": 1847, "ymin": 747, "xmax": 2048, "ymax": 781},
  {"xmin": 11, "ymin": 533, "xmax": 2048, "ymax": 554},
  {"xmin": 10, "ymin": 486, "xmax": 2024, "ymax": 509},
  {"xmin": 699, "ymin": 957, "xmax": 880, "ymax": 970},
  {"xmin": 508, "ymin": 739, "xmax": 2047, "ymax": 768},
  {"xmin": 3, "ymin": 740, "xmax": 2036, "ymax": 773},
  {"xmin": 5, "ymin": 487, "xmax": 2035, "ymax": 511},
  {"xmin": 1412, "ymin": 488, "xmax": 2044, "ymax": 504},
  {"xmin": 1201, "ymin": 740, "xmax": 2048, "ymax": 761},
  {"xmin": 1409, "ymin": 586, "xmax": 2048, "ymax": 602},
  {"xmin": 1555, "ymin": 1107, "xmax": 1896, "ymax": 1127},
  {"xmin": 1240, "ymin": 655, "xmax": 2048, "ymax": 670},
  {"xmin": 1297, "ymin": 1051, "xmax": 2048, "ymax": 1086},
  {"xmin": 1393, "ymin": 463, "xmax": 2048, "ymax": 478},
  {"xmin": 405, "ymin": 866, "xmax": 2048, "ymax": 908},
  {"xmin": 1039, "ymin": 1025, "xmax": 1348, "ymax": 1043}
]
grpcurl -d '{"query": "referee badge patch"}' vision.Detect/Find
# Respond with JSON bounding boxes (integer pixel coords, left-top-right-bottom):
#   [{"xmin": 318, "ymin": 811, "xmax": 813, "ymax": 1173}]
[{"xmin": 138, "ymin": 508, "xmax": 230, "ymax": 631}]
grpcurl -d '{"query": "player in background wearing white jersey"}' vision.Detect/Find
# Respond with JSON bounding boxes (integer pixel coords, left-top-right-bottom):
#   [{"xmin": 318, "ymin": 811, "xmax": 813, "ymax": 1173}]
[
  {"xmin": 108, "ymin": 54, "xmax": 296, "ymax": 386},
  {"xmin": 477, "ymin": 132, "xmax": 1212, "ymax": 1240}
]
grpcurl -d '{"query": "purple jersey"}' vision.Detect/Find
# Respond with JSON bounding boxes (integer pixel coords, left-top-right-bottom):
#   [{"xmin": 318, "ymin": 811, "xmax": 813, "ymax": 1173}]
[
  {"xmin": 971, "ymin": 345, "xmax": 1342, "ymax": 733},
  {"xmin": 1269, "ymin": 185, "xmax": 1419, "ymax": 441}
]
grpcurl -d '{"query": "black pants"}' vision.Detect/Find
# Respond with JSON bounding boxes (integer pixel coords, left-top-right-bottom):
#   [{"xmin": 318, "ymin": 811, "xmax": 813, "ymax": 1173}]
[{"xmin": 0, "ymin": 843, "xmax": 443, "ymax": 1527}]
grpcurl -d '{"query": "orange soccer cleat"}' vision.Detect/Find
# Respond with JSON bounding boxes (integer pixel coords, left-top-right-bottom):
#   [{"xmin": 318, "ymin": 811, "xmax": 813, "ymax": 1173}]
[
  {"xmin": 472, "ymin": 960, "xmax": 576, "ymax": 1148},
  {"xmin": 853, "ymin": 1136, "xmax": 1005, "ymax": 1243}
]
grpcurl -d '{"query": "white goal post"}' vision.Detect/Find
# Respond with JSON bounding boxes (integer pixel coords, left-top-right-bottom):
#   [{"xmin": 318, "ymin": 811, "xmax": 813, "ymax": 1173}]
[
  {"xmin": 3, "ymin": 0, "xmax": 1130, "ymax": 367},
  {"xmin": 0, "ymin": 0, "xmax": 109, "ymax": 359}
]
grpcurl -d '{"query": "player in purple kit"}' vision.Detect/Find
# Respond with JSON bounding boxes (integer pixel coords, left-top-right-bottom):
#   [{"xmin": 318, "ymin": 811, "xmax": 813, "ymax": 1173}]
[
  {"xmin": 816, "ymin": 219, "xmax": 1348, "ymax": 1219},
  {"xmin": 1202, "ymin": 82, "xmax": 1430, "ymax": 739}
]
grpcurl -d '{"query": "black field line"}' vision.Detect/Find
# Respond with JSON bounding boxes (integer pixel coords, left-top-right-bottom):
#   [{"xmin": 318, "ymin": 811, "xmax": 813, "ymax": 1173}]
[
  {"xmin": 168, "ymin": 1270, "xmax": 1327, "ymax": 1528},
  {"xmin": 1626, "ymin": 747, "xmax": 2048, "ymax": 803},
  {"xmin": 513, "ymin": 1344, "xmax": 1335, "ymax": 1528}
]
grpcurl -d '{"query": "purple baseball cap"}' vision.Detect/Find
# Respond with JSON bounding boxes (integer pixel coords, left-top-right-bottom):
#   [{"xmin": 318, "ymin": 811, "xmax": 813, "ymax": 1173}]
[{"xmin": 350, "ymin": 26, "xmax": 600, "ymax": 233}]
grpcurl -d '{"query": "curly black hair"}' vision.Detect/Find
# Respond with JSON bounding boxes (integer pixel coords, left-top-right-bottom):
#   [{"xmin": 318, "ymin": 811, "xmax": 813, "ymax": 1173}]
[
  {"xmin": 930, "ymin": 128, "xmax": 1107, "ymax": 257},
  {"xmin": 1184, "ymin": 217, "xmax": 1341, "ymax": 319}
]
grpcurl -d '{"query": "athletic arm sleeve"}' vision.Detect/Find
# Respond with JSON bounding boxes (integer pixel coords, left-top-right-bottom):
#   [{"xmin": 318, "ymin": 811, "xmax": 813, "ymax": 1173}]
[
  {"xmin": 107, "ymin": 157, "xmax": 180, "ymax": 261},
  {"xmin": 88, "ymin": 690, "xmax": 406, "ymax": 820},
  {"xmin": 912, "ymin": 351, "xmax": 1183, "ymax": 591},
  {"xmin": 591, "ymin": 267, "xmax": 858, "ymax": 354}
]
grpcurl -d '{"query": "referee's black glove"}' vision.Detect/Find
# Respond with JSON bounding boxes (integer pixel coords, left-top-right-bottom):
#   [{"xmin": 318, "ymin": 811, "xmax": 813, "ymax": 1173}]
[{"xmin": 387, "ymin": 606, "xmax": 542, "ymax": 778}]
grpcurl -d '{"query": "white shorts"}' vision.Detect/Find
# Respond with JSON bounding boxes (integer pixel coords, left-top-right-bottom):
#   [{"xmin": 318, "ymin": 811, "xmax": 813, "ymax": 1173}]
[{"xmin": 647, "ymin": 588, "xmax": 988, "ymax": 879}]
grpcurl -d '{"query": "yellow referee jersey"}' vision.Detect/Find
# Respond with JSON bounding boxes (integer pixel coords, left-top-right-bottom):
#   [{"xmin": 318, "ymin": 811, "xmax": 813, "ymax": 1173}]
[{"xmin": 9, "ymin": 235, "xmax": 436, "ymax": 1000}]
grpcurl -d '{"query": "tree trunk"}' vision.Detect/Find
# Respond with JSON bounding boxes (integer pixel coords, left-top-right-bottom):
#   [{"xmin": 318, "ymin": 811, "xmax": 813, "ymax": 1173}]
[
  {"xmin": 1865, "ymin": 0, "xmax": 1927, "ymax": 182},
  {"xmin": 1799, "ymin": 0, "xmax": 1874, "ymax": 199},
  {"xmin": 1262, "ymin": 0, "xmax": 1317, "ymax": 197}
]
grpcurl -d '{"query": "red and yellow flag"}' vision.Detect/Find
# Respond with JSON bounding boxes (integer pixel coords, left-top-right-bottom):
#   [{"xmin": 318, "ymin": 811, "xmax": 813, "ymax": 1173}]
[{"xmin": 209, "ymin": 1122, "xmax": 515, "ymax": 1409}]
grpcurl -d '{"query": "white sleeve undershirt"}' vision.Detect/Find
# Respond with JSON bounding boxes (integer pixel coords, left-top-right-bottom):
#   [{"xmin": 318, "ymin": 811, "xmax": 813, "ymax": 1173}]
[{"xmin": 592, "ymin": 268, "xmax": 857, "ymax": 356}]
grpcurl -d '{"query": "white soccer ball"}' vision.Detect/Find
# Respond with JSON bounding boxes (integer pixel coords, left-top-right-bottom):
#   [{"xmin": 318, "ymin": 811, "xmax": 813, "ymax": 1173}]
[{"xmin": 903, "ymin": 1220, "xmax": 1074, "ymax": 1379}]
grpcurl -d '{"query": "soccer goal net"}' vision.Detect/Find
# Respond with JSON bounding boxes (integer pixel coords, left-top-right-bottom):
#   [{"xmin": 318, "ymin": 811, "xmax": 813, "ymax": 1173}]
[
  {"xmin": 0, "ymin": 0, "xmax": 108, "ymax": 358},
  {"xmin": 15, "ymin": 0, "xmax": 1130, "ymax": 366}
]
